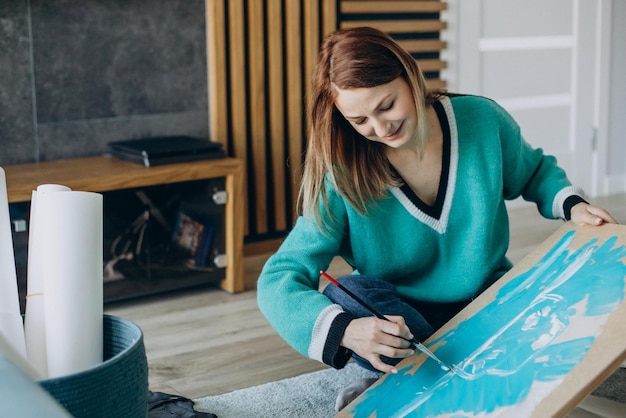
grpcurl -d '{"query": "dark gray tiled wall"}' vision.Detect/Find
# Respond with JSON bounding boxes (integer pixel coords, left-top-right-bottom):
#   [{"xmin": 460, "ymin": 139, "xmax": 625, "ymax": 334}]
[
  {"xmin": 0, "ymin": 0, "xmax": 208, "ymax": 165},
  {"xmin": 0, "ymin": 1, "xmax": 36, "ymax": 165}
]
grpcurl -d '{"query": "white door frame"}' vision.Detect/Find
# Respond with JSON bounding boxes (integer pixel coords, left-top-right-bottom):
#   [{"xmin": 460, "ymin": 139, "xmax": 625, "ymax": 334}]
[{"xmin": 594, "ymin": 0, "xmax": 618, "ymax": 196}]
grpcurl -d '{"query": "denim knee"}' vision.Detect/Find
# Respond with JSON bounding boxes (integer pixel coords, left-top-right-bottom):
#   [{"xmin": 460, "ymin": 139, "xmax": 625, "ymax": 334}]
[{"xmin": 323, "ymin": 275, "xmax": 434, "ymax": 343}]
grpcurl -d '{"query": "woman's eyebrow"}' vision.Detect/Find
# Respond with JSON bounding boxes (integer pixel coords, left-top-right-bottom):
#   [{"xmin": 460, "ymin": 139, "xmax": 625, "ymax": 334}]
[
  {"xmin": 342, "ymin": 94, "xmax": 392, "ymax": 120},
  {"xmin": 374, "ymin": 94, "xmax": 393, "ymax": 110}
]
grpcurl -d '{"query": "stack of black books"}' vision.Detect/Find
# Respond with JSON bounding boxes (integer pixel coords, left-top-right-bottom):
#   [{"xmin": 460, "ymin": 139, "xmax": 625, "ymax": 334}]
[{"xmin": 108, "ymin": 136, "xmax": 226, "ymax": 167}]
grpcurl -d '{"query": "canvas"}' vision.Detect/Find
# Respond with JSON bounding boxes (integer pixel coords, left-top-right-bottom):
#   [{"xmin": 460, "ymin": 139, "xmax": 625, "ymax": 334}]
[{"xmin": 337, "ymin": 222, "xmax": 626, "ymax": 418}]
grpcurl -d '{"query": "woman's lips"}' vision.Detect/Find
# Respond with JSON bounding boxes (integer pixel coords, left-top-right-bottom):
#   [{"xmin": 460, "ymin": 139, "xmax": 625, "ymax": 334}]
[{"xmin": 384, "ymin": 122, "xmax": 403, "ymax": 140}]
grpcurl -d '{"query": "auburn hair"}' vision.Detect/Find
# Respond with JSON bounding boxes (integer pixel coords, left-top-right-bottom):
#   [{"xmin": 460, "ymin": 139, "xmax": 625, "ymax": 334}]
[{"xmin": 299, "ymin": 26, "xmax": 441, "ymax": 233}]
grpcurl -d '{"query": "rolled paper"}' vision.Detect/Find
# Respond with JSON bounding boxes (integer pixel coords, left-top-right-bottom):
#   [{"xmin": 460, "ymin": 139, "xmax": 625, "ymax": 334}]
[
  {"xmin": 0, "ymin": 326, "xmax": 42, "ymax": 380},
  {"xmin": 0, "ymin": 168, "xmax": 27, "ymax": 359},
  {"xmin": 39, "ymin": 190, "xmax": 103, "ymax": 378},
  {"xmin": 24, "ymin": 184, "xmax": 72, "ymax": 378}
]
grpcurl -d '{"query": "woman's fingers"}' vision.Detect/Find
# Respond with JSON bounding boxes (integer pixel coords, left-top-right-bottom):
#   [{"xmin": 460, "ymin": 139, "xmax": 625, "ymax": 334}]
[
  {"xmin": 342, "ymin": 317, "xmax": 416, "ymax": 373},
  {"xmin": 570, "ymin": 203, "xmax": 618, "ymax": 225}
]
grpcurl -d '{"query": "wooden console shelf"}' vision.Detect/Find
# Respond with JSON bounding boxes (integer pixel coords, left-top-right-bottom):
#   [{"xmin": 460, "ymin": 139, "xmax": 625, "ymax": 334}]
[{"xmin": 4, "ymin": 154, "xmax": 245, "ymax": 293}]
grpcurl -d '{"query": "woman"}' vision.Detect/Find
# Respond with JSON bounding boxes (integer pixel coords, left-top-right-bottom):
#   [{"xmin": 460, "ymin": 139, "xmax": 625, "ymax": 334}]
[{"xmin": 256, "ymin": 27, "xmax": 617, "ymax": 409}]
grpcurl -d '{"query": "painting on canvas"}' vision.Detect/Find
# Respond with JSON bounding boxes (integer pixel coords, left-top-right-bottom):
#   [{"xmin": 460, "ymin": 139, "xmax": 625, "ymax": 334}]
[{"xmin": 337, "ymin": 222, "xmax": 626, "ymax": 418}]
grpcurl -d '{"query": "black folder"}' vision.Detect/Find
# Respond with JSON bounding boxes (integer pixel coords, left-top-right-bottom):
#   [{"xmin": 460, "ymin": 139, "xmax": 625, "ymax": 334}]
[{"xmin": 108, "ymin": 136, "xmax": 226, "ymax": 167}]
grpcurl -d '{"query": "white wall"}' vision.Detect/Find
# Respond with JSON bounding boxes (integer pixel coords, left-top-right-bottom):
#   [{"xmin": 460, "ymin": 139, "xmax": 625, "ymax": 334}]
[{"xmin": 442, "ymin": 0, "xmax": 626, "ymax": 197}]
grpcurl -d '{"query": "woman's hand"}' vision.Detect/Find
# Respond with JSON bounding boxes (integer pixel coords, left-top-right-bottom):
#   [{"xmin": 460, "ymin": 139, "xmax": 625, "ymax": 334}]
[
  {"xmin": 570, "ymin": 202, "xmax": 618, "ymax": 226},
  {"xmin": 341, "ymin": 315, "xmax": 415, "ymax": 374}
]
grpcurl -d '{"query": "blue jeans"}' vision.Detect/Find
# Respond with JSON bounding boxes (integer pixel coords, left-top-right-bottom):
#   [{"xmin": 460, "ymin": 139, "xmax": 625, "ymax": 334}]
[{"xmin": 323, "ymin": 275, "xmax": 469, "ymax": 371}]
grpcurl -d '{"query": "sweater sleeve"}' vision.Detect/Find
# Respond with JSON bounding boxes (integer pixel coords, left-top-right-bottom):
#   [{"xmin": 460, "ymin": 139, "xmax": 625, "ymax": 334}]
[
  {"xmin": 322, "ymin": 312, "xmax": 356, "ymax": 369},
  {"xmin": 494, "ymin": 100, "xmax": 585, "ymax": 219},
  {"xmin": 256, "ymin": 183, "xmax": 351, "ymax": 367},
  {"xmin": 563, "ymin": 195, "xmax": 589, "ymax": 221}
]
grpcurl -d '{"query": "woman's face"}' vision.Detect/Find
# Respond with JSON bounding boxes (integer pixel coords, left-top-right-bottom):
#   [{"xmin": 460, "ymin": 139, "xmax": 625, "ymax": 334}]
[{"xmin": 334, "ymin": 77, "xmax": 418, "ymax": 149}]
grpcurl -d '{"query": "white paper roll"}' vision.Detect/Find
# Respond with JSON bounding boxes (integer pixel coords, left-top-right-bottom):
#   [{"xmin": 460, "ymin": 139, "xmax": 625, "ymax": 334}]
[
  {"xmin": 39, "ymin": 190, "xmax": 103, "ymax": 378},
  {"xmin": 0, "ymin": 168, "xmax": 27, "ymax": 359},
  {"xmin": 0, "ymin": 325, "xmax": 42, "ymax": 380},
  {"xmin": 24, "ymin": 184, "xmax": 72, "ymax": 378}
]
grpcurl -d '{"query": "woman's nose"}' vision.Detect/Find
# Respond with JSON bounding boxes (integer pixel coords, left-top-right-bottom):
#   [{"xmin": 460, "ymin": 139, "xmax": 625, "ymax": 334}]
[{"xmin": 371, "ymin": 118, "xmax": 389, "ymax": 138}]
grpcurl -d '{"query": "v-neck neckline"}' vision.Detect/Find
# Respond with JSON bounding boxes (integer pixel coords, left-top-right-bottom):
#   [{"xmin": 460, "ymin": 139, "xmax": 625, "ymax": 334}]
[{"xmin": 389, "ymin": 97, "xmax": 457, "ymax": 233}]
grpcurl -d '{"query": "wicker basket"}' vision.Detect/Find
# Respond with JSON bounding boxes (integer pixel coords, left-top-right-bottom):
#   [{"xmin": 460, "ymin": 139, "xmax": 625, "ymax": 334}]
[{"xmin": 38, "ymin": 314, "xmax": 148, "ymax": 418}]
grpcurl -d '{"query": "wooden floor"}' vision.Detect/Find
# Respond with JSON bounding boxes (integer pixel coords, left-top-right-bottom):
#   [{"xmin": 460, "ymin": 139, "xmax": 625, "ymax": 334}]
[{"xmin": 105, "ymin": 193, "xmax": 626, "ymax": 400}]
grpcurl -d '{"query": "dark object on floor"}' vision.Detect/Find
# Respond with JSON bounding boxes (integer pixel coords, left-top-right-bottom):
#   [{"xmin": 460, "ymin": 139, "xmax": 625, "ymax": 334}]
[
  {"xmin": 149, "ymin": 391, "xmax": 217, "ymax": 418},
  {"xmin": 592, "ymin": 367, "xmax": 626, "ymax": 404}
]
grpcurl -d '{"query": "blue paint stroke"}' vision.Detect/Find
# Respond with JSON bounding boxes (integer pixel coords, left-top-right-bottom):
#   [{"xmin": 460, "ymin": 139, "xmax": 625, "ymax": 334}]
[{"xmin": 350, "ymin": 231, "xmax": 626, "ymax": 417}]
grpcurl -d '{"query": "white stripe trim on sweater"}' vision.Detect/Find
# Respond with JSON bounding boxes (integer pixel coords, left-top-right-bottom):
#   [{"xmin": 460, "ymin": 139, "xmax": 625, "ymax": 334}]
[
  {"xmin": 390, "ymin": 97, "xmax": 458, "ymax": 234},
  {"xmin": 552, "ymin": 186, "xmax": 585, "ymax": 220}
]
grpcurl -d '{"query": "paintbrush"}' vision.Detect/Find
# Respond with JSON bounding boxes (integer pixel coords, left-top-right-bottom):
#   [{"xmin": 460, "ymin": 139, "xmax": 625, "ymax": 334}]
[{"xmin": 320, "ymin": 270, "xmax": 458, "ymax": 374}]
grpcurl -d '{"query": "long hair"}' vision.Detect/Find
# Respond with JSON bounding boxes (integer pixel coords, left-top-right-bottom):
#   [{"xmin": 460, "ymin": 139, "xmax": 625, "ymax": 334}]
[{"xmin": 299, "ymin": 26, "xmax": 438, "ymax": 233}]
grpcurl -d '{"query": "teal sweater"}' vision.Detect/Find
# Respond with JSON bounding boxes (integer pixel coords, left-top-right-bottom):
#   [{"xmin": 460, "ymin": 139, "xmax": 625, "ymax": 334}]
[{"xmin": 257, "ymin": 95, "xmax": 583, "ymax": 367}]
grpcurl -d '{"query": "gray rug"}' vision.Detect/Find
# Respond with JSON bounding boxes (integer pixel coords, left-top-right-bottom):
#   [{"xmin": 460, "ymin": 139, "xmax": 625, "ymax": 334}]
[
  {"xmin": 193, "ymin": 365, "xmax": 626, "ymax": 418},
  {"xmin": 193, "ymin": 363, "xmax": 377, "ymax": 418}
]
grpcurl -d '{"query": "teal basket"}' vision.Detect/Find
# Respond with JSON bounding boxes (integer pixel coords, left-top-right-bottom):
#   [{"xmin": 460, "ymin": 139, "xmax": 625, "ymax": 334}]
[{"xmin": 38, "ymin": 314, "xmax": 149, "ymax": 418}]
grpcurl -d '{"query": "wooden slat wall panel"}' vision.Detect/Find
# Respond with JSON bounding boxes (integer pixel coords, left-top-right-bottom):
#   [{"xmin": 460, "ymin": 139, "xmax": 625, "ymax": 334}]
[
  {"xmin": 206, "ymin": 0, "xmax": 333, "ymax": 239},
  {"xmin": 426, "ymin": 79, "xmax": 447, "ymax": 90},
  {"xmin": 340, "ymin": 19, "xmax": 446, "ymax": 33},
  {"xmin": 322, "ymin": 0, "xmax": 338, "ymax": 37},
  {"xmin": 418, "ymin": 59, "xmax": 447, "ymax": 72},
  {"xmin": 206, "ymin": 0, "xmax": 227, "ymax": 146},
  {"xmin": 339, "ymin": 0, "xmax": 448, "ymax": 95},
  {"xmin": 267, "ymin": 0, "xmax": 287, "ymax": 232},
  {"xmin": 285, "ymin": 0, "xmax": 304, "ymax": 229},
  {"xmin": 206, "ymin": 0, "xmax": 447, "ymax": 242},
  {"xmin": 248, "ymin": 0, "xmax": 268, "ymax": 234},
  {"xmin": 397, "ymin": 39, "xmax": 447, "ymax": 53},
  {"xmin": 226, "ymin": 0, "xmax": 249, "ymax": 234},
  {"xmin": 341, "ymin": 1, "xmax": 447, "ymax": 13}
]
